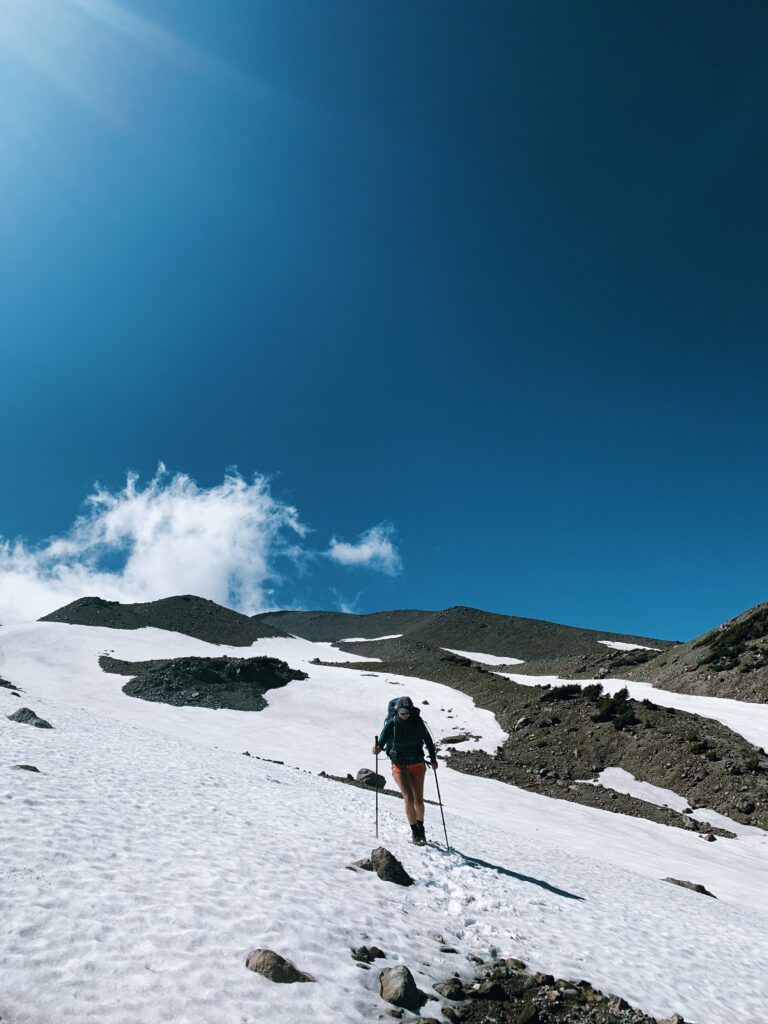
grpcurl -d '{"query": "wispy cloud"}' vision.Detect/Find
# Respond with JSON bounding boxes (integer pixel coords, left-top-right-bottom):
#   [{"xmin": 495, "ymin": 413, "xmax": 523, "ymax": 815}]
[
  {"xmin": 326, "ymin": 524, "xmax": 402, "ymax": 576},
  {"xmin": 0, "ymin": 466, "xmax": 307, "ymax": 623},
  {"xmin": 0, "ymin": 466, "xmax": 402, "ymax": 624}
]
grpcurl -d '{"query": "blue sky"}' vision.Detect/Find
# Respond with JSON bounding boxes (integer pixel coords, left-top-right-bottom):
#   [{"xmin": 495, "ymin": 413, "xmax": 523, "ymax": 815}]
[{"xmin": 1, "ymin": 0, "xmax": 767, "ymax": 638}]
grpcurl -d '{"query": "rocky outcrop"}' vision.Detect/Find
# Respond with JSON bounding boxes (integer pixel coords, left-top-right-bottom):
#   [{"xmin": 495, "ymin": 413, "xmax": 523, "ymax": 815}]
[
  {"xmin": 109, "ymin": 655, "xmax": 307, "ymax": 711},
  {"xmin": 244, "ymin": 948, "xmax": 315, "ymax": 983},
  {"xmin": 433, "ymin": 956, "xmax": 687, "ymax": 1022},
  {"xmin": 6, "ymin": 708, "xmax": 53, "ymax": 729},
  {"xmin": 663, "ymin": 878, "xmax": 716, "ymax": 898}
]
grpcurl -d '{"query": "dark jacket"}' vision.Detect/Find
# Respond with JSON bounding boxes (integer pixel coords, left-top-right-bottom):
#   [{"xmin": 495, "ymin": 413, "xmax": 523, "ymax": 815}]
[{"xmin": 377, "ymin": 714, "xmax": 437, "ymax": 766}]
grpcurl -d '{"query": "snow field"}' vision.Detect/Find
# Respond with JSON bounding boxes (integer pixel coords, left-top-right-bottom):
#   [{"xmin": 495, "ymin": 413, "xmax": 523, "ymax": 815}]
[{"xmin": 3, "ymin": 623, "xmax": 768, "ymax": 1021}]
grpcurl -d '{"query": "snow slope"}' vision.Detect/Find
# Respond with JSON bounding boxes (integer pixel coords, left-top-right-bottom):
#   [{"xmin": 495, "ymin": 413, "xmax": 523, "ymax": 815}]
[
  {"xmin": 597, "ymin": 640, "xmax": 662, "ymax": 652},
  {"xmin": 441, "ymin": 648, "xmax": 525, "ymax": 666},
  {"xmin": 3, "ymin": 622, "xmax": 768, "ymax": 1023}
]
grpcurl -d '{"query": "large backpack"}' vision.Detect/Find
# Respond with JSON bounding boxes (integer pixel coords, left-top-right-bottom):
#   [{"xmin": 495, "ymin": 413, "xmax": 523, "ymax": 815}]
[{"xmin": 385, "ymin": 695, "xmax": 422, "ymax": 724}]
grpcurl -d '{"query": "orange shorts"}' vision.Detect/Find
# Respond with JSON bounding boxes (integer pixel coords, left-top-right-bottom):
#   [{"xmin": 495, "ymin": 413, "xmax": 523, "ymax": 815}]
[{"xmin": 391, "ymin": 762, "xmax": 426, "ymax": 779}]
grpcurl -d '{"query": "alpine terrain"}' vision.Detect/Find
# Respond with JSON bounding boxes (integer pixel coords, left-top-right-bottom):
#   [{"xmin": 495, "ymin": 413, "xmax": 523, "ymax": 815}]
[{"xmin": 2, "ymin": 597, "xmax": 768, "ymax": 1024}]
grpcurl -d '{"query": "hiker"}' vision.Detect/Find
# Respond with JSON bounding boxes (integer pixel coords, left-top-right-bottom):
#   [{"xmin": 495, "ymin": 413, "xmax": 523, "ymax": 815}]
[{"xmin": 373, "ymin": 695, "xmax": 438, "ymax": 845}]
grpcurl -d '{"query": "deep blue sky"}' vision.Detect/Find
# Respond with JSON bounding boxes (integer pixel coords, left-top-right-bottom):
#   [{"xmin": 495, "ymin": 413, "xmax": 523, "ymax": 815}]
[{"xmin": 1, "ymin": 1, "xmax": 768, "ymax": 639}]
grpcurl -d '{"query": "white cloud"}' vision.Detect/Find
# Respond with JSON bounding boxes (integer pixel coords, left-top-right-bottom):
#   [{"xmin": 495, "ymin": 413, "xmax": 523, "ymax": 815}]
[
  {"xmin": 0, "ymin": 466, "xmax": 309, "ymax": 624},
  {"xmin": 0, "ymin": 467, "xmax": 405, "ymax": 624},
  {"xmin": 326, "ymin": 524, "xmax": 402, "ymax": 576}
]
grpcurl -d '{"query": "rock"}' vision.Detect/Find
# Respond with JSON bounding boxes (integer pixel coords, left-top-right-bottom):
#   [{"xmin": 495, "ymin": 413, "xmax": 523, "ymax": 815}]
[
  {"xmin": 442, "ymin": 1009, "xmax": 463, "ymax": 1023},
  {"xmin": 663, "ymin": 877, "xmax": 717, "ymax": 898},
  {"xmin": 244, "ymin": 948, "xmax": 315, "ymax": 983},
  {"xmin": 11, "ymin": 764, "xmax": 40, "ymax": 772},
  {"xmin": 702, "ymin": 833, "xmax": 716, "ymax": 842},
  {"xmin": 433, "ymin": 977, "xmax": 465, "ymax": 1000},
  {"xmin": 348, "ymin": 857, "xmax": 374, "ymax": 871},
  {"xmin": 515, "ymin": 717, "xmax": 530, "ymax": 730},
  {"xmin": 371, "ymin": 847, "xmax": 414, "ymax": 886},
  {"xmin": 474, "ymin": 979, "xmax": 506, "ymax": 1000},
  {"xmin": 517, "ymin": 998, "xmax": 540, "ymax": 1023},
  {"xmin": 351, "ymin": 945, "xmax": 386, "ymax": 963},
  {"xmin": 659, "ymin": 1015, "xmax": 686, "ymax": 1024},
  {"xmin": 356, "ymin": 768, "xmax": 386, "ymax": 789},
  {"xmin": 608, "ymin": 995, "xmax": 629, "ymax": 1011},
  {"xmin": 379, "ymin": 965, "xmax": 427, "ymax": 1010},
  {"xmin": 439, "ymin": 946, "xmax": 459, "ymax": 953},
  {"xmin": 6, "ymin": 708, "xmax": 53, "ymax": 729},
  {"xmin": 505, "ymin": 957, "xmax": 527, "ymax": 971}
]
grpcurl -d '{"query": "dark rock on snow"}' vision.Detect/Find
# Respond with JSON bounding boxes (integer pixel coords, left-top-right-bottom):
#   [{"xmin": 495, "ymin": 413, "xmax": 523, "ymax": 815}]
[
  {"xmin": 6, "ymin": 707, "xmax": 53, "ymax": 729},
  {"xmin": 11, "ymin": 764, "xmax": 40, "ymax": 772},
  {"xmin": 112, "ymin": 655, "xmax": 307, "ymax": 712},
  {"xmin": 371, "ymin": 847, "xmax": 414, "ymax": 887},
  {"xmin": 379, "ymin": 964, "xmax": 427, "ymax": 1010},
  {"xmin": 351, "ymin": 945, "xmax": 386, "ymax": 963},
  {"xmin": 663, "ymin": 877, "xmax": 717, "ymax": 898},
  {"xmin": 347, "ymin": 856, "xmax": 374, "ymax": 872},
  {"xmin": 244, "ymin": 948, "xmax": 315, "ymax": 983},
  {"xmin": 356, "ymin": 767, "xmax": 386, "ymax": 788}
]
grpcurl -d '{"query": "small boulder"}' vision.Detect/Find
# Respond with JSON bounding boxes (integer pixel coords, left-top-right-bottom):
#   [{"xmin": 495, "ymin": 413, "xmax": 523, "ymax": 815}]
[
  {"xmin": 379, "ymin": 965, "xmax": 427, "ymax": 1010},
  {"xmin": 474, "ymin": 979, "xmax": 506, "ymax": 1000},
  {"xmin": 6, "ymin": 708, "xmax": 53, "ymax": 729},
  {"xmin": 663, "ymin": 877, "xmax": 716, "ymax": 898},
  {"xmin": 244, "ymin": 948, "xmax": 315, "ymax": 983},
  {"xmin": 371, "ymin": 847, "xmax": 414, "ymax": 886},
  {"xmin": 351, "ymin": 945, "xmax": 386, "ymax": 963},
  {"xmin": 11, "ymin": 765, "xmax": 40, "ymax": 772},
  {"xmin": 347, "ymin": 856, "xmax": 374, "ymax": 871},
  {"xmin": 433, "ymin": 977, "xmax": 465, "ymax": 1000},
  {"xmin": 356, "ymin": 768, "xmax": 386, "ymax": 789}
]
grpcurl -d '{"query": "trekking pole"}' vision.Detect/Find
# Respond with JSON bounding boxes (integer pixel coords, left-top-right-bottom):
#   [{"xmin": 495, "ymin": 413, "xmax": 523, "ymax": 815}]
[
  {"xmin": 374, "ymin": 736, "xmax": 379, "ymax": 839},
  {"xmin": 423, "ymin": 720, "xmax": 450, "ymax": 851},
  {"xmin": 432, "ymin": 764, "xmax": 450, "ymax": 851}
]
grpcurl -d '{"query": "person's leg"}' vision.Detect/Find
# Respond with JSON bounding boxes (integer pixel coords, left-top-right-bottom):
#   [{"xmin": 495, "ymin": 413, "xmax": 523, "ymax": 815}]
[
  {"xmin": 393, "ymin": 767, "xmax": 417, "ymax": 824},
  {"xmin": 411, "ymin": 765, "xmax": 426, "ymax": 823}
]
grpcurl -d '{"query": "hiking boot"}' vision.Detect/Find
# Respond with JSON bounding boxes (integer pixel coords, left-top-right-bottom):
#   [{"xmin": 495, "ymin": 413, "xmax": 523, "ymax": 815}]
[
  {"xmin": 410, "ymin": 823, "xmax": 425, "ymax": 846},
  {"xmin": 416, "ymin": 821, "xmax": 426, "ymax": 844}
]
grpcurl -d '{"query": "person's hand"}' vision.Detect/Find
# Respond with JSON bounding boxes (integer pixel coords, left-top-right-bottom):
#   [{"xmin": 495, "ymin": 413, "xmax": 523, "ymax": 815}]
[
  {"xmin": 372, "ymin": 745, "xmax": 381, "ymax": 755},
  {"xmin": 430, "ymin": 759, "xmax": 438, "ymax": 770}
]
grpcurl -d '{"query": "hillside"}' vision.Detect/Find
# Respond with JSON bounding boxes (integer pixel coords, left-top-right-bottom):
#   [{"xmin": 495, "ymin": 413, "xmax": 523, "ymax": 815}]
[
  {"xmin": 615, "ymin": 602, "xmax": 768, "ymax": 702},
  {"xmin": 516, "ymin": 601, "xmax": 768, "ymax": 703},
  {"xmin": 256, "ymin": 605, "xmax": 675, "ymax": 662},
  {"xmin": 40, "ymin": 595, "xmax": 288, "ymax": 646}
]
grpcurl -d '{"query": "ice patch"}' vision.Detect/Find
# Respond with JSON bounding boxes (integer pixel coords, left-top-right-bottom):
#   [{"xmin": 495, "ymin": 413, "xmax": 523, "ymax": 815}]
[
  {"xmin": 598, "ymin": 641, "xmax": 662, "ymax": 652},
  {"xmin": 337, "ymin": 634, "xmax": 402, "ymax": 642},
  {"xmin": 442, "ymin": 648, "xmax": 525, "ymax": 666}
]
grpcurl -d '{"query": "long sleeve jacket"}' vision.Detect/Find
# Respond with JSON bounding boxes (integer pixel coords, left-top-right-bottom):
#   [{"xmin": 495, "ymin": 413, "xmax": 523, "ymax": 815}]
[{"xmin": 377, "ymin": 714, "xmax": 436, "ymax": 766}]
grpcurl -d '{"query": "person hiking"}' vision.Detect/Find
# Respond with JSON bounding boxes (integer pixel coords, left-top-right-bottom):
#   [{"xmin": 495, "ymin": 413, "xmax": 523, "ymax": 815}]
[{"xmin": 372, "ymin": 695, "xmax": 438, "ymax": 845}]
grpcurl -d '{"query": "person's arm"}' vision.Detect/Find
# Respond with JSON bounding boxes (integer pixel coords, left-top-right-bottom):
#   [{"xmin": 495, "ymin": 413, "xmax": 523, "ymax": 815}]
[
  {"xmin": 420, "ymin": 720, "xmax": 437, "ymax": 763},
  {"xmin": 375, "ymin": 719, "xmax": 393, "ymax": 753}
]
